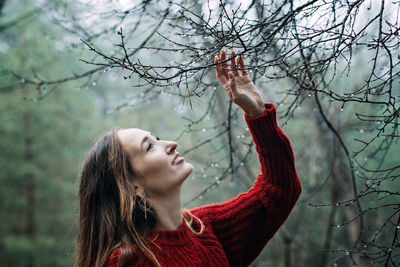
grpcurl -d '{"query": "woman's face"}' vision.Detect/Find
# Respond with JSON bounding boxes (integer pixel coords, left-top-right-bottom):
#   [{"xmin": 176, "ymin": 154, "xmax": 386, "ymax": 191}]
[{"xmin": 117, "ymin": 128, "xmax": 193, "ymax": 197}]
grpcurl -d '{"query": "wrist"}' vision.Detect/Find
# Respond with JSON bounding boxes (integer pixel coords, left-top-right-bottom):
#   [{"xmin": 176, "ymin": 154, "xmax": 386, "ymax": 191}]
[{"xmin": 245, "ymin": 106, "xmax": 265, "ymax": 118}]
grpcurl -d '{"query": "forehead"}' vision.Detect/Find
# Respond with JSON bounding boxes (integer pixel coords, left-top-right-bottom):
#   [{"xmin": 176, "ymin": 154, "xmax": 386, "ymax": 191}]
[{"xmin": 118, "ymin": 128, "xmax": 150, "ymax": 152}]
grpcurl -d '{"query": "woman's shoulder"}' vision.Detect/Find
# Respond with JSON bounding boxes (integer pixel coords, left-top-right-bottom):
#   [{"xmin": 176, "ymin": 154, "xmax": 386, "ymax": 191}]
[{"xmin": 105, "ymin": 246, "xmax": 142, "ymax": 267}]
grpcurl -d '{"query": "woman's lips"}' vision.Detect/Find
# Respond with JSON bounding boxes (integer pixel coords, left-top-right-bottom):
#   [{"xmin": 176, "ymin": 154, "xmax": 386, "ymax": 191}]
[{"xmin": 173, "ymin": 156, "xmax": 184, "ymax": 165}]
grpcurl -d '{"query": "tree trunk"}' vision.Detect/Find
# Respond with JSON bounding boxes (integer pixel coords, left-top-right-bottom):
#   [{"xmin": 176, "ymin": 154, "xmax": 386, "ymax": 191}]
[
  {"xmin": 23, "ymin": 111, "xmax": 35, "ymax": 266},
  {"xmin": 319, "ymin": 118, "xmax": 340, "ymax": 267},
  {"xmin": 0, "ymin": 0, "xmax": 6, "ymax": 16}
]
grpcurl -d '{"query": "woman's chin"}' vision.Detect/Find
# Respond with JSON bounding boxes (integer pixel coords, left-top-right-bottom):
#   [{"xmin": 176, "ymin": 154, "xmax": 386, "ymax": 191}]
[
  {"xmin": 186, "ymin": 162, "xmax": 194, "ymax": 170},
  {"xmin": 183, "ymin": 162, "xmax": 194, "ymax": 176},
  {"xmin": 179, "ymin": 163, "xmax": 193, "ymax": 182}
]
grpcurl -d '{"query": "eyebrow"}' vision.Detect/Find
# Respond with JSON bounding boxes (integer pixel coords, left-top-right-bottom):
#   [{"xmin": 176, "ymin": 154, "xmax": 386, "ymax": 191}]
[{"xmin": 140, "ymin": 136, "xmax": 149, "ymax": 152}]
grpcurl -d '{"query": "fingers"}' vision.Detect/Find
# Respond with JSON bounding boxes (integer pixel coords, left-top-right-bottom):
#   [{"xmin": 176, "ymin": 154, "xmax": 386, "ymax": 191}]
[
  {"xmin": 230, "ymin": 50, "xmax": 240, "ymax": 76},
  {"xmin": 220, "ymin": 49, "xmax": 228, "ymax": 68},
  {"xmin": 215, "ymin": 50, "xmax": 229, "ymax": 80},
  {"xmin": 220, "ymin": 50, "xmax": 229, "ymax": 78},
  {"xmin": 214, "ymin": 55, "xmax": 221, "ymax": 77},
  {"xmin": 215, "ymin": 49, "xmax": 247, "ymax": 88},
  {"xmin": 238, "ymin": 55, "xmax": 247, "ymax": 76}
]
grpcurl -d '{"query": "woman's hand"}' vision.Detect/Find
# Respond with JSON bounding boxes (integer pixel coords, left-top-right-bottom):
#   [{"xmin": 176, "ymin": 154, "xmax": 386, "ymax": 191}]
[{"xmin": 214, "ymin": 49, "xmax": 265, "ymax": 117}]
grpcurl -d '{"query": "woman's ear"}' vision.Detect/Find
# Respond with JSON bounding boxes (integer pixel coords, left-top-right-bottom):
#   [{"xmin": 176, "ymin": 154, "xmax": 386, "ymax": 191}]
[{"xmin": 133, "ymin": 182, "xmax": 145, "ymax": 198}]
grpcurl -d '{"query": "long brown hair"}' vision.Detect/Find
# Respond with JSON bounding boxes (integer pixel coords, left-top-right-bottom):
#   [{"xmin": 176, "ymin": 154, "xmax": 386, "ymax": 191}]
[{"xmin": 73, "ymin": 130, "xmax": 204, "ymax": 267}]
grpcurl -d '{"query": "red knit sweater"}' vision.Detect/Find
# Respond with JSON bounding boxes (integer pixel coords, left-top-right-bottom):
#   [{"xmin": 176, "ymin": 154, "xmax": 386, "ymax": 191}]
[{"xmin": 106, "ymin": 103, "xmax": 302, "ymax": 267}]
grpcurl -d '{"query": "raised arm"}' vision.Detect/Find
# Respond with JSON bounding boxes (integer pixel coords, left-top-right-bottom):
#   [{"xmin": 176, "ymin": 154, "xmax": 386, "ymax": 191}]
[{"xmin": 189, "ymin": 50, "xmax": 302, "ymax": 266}]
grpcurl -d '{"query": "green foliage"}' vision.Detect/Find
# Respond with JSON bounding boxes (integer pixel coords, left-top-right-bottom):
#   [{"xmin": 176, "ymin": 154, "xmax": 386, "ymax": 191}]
[
  {"xmin": 0, "ymin": 87, "xmax": 101, "ymax": 266},
  {"xmin": 0, "ymin": 2, "xmax": 103, "ymax": 265}
]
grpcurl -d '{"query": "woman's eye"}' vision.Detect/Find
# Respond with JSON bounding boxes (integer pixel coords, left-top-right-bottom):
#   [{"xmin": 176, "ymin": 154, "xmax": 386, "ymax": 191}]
[
  {"xmin": 147, "ymin": 143, "xmax": 153, "ymax": 152},
  {"xmin": 146, "ymin": 137, "xmax": 159, "ymax": 151}
]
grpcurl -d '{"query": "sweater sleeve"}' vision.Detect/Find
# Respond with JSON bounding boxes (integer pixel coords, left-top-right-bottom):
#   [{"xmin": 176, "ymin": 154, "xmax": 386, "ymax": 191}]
[{"xmin": 189, "ymin": 103, "xmax": 302, "ymax": 267}]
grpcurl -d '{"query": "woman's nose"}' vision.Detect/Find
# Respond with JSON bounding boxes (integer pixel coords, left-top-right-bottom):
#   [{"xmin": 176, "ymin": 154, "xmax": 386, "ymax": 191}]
[{"xmin": 166, "ymin": 141, "xmax": 177, "ymax": 154}]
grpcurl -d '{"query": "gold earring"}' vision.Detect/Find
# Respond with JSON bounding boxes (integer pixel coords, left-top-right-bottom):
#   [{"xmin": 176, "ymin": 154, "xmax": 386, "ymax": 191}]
[{"xmin": 139, "ymin": 196, "xmax": 149, "ymax": 219}]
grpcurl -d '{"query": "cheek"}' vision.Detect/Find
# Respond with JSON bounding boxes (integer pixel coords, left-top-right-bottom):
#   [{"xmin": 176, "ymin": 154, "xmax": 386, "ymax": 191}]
[
  {"xmin": 141, "ymin": 154, "xmax": 169, "ymax": 174},
  {"xmin": 134, "ymin": 153, "xmax": 172, "ymax": 182}
]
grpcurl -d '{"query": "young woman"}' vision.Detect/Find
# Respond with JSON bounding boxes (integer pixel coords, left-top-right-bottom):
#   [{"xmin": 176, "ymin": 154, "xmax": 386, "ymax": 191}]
[{"xmin": 73, "ymin": 49, "xmax": 302, "ymax": 267}]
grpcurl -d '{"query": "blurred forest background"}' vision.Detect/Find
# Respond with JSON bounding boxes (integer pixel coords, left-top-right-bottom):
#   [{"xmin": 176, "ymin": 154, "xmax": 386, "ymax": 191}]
[{"xmin": 0, "ymin": 0, "xmax": 399, "ymax": 266}]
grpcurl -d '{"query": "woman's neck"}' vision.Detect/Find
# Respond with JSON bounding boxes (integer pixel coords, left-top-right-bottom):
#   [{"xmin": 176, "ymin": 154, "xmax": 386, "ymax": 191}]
[{"xmin": 149, "ymin": 188, "xmax": 183, "ymax": 231}]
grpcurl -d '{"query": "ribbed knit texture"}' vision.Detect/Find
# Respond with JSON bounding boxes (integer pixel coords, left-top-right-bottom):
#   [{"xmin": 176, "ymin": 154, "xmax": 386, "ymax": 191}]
[{"xmin": 105, "ymin": 103, "xmax": 302, "ymax": 267}]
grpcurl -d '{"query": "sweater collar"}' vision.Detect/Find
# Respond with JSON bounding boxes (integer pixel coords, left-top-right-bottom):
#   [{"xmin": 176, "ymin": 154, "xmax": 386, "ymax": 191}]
[{"xmin": 148, "ymin": 217, "xmax": 191, "ymax": 246}]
